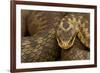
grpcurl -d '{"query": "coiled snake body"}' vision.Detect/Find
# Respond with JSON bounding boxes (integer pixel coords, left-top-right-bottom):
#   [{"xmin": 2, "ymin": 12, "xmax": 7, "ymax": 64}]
[{"xmin": 21, "ymin": 11, "xmax": 90, "ymax": 62}]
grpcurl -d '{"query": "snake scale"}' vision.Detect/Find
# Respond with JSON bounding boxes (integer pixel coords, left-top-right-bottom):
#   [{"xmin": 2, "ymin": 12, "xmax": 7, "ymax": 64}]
[{"xmin": 21, "ymin": 10, "xmax": 90, "ymax": 62}]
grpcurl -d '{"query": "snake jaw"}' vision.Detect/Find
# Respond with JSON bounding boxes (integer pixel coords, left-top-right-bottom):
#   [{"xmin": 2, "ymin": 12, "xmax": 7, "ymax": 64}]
[
  {"xmin": 57, "ymin": 37, "xmax": 72, "ymax": 49},
  {"xmin": 57, "ymin": 31, "xmax": 77, "ymax": 49}
]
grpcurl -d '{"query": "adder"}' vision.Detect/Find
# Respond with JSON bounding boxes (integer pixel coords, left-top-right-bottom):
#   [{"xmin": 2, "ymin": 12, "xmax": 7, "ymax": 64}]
[{"xmin": 21, "ymin": 11, "xmax": 90, "ymax": 62}]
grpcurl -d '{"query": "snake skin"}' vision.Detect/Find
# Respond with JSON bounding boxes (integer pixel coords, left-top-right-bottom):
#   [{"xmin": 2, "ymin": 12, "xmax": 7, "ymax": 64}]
[
  {"xmin": 57, "ymin": 13, "xmax": 90, "ymax": 60},
  {"xmin": 21, "ymin": 11, "xmax": 65, "ymax": 62},
  {"xmin": 21, "ymin": 32, "xmax": 59, "ymax": 62},
  {"xmin": 21, "ymin": 10, "xmax": 90, "ymax": 62},
  {"xmin": 61, "ymin": 37, "xmax": 90, "ymax": 60}
]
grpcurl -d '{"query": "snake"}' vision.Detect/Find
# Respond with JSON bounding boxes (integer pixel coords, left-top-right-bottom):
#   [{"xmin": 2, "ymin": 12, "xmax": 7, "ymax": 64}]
[
  {"xmin": 57, "ymin": 13, "xmax": 90, "ymax": 49},
  {"xmin": 21, "ymin": 10, "xmax": 90, "ymax": 62},
  {"xmin": 21, "ymin": 11, "xmax": 65, "ymax": 62}
]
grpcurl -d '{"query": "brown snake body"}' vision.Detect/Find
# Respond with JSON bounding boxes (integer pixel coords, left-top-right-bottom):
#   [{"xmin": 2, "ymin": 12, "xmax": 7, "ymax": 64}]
[
  {"xmin": 21, "ymin": 11, "xmax": 90, "ymax": 62},
  {"xmin": 21, "ymin": 11, "xmax": 65, "ymax": 62}
]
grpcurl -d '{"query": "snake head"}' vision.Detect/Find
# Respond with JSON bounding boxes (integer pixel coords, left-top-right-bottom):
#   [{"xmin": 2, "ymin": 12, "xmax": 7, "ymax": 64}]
[
  {"xmin": 57, "ymin": 13, "xmax": 90, "ymax": 49},
  {"xmin": 56, "ymin": 15, "xmax": 79, "ymax": 49}
]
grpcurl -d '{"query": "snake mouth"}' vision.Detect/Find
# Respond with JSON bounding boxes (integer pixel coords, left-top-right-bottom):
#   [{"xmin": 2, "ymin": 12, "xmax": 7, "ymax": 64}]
[
  {"xmin": 57, "ymin": 32, "xmax": 77, "ymax": 49},
  {"xmin": 57, "ymin": 40, "xmax": 72, "ymax": 49}
]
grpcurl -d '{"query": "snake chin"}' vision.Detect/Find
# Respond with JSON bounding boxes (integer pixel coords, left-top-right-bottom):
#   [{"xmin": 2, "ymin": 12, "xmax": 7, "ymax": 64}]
[
  {"xmin": 57, "ymin": 38, "xmax": 74, "ymax": 49},
  {"xmin": 59, "ymin": 43, "xmax": 72, "ymax": 49}
]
